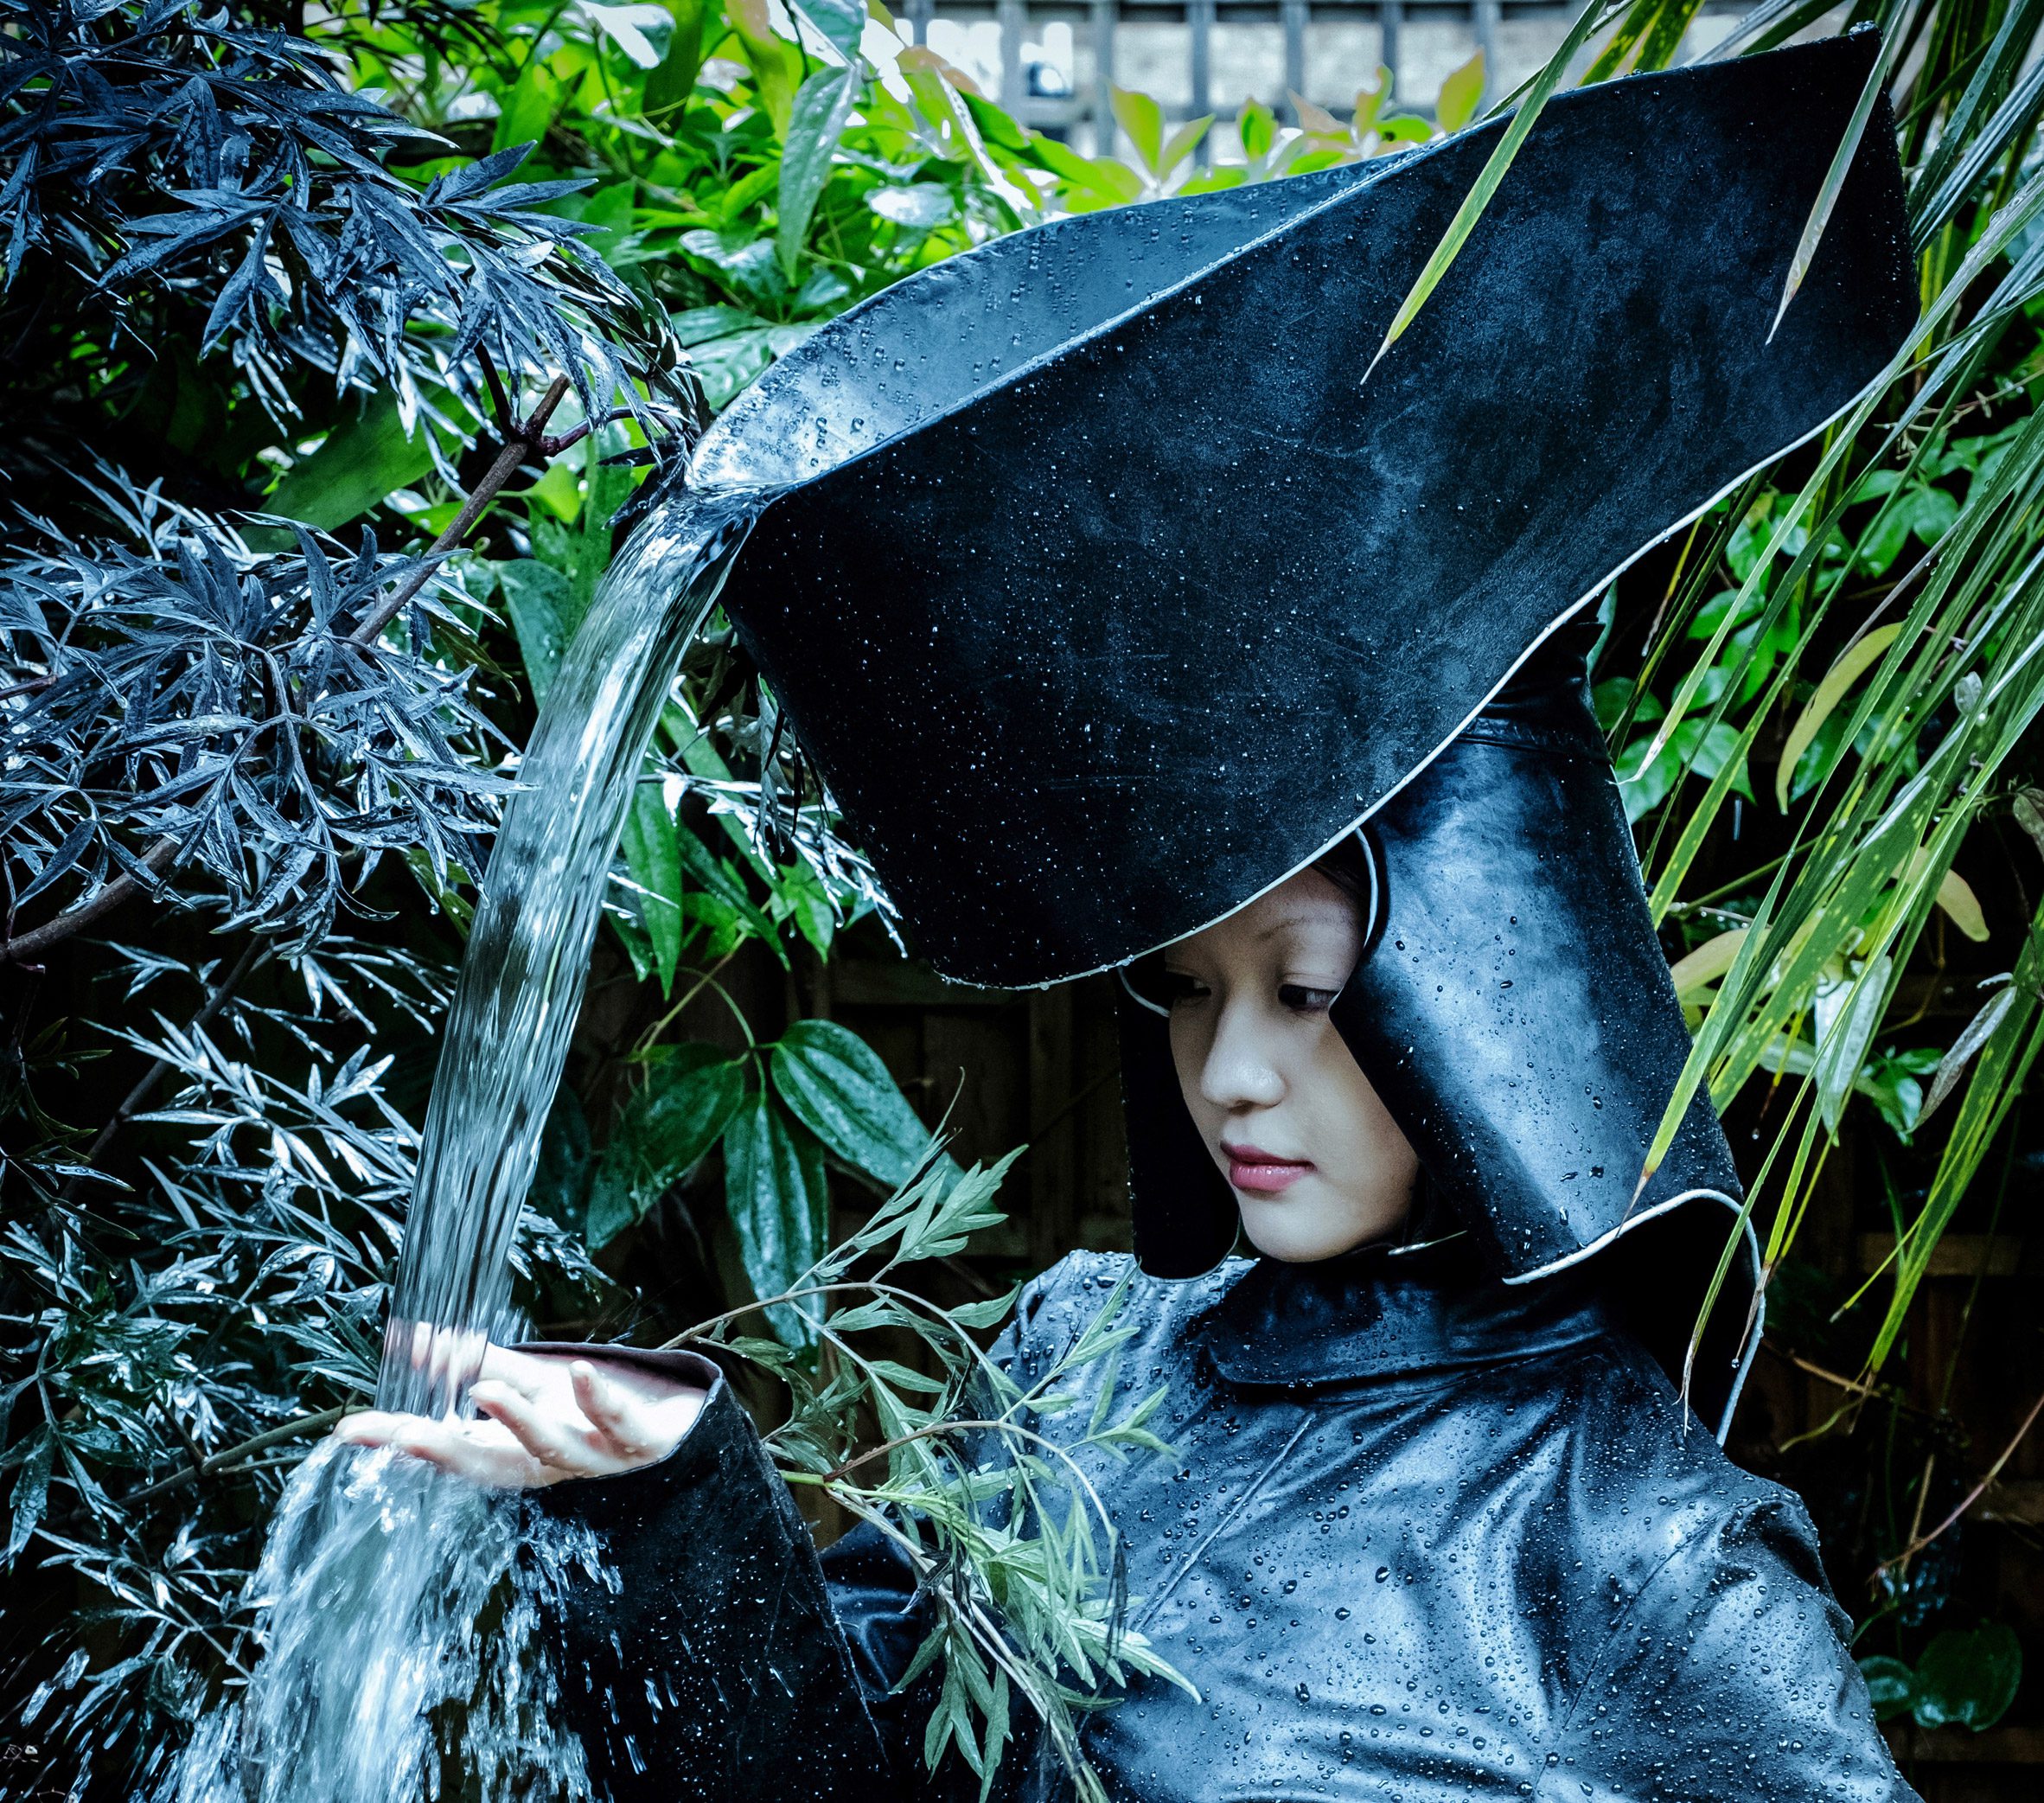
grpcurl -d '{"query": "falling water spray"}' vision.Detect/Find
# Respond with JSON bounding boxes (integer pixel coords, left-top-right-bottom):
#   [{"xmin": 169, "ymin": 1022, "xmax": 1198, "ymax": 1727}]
[{"xmin": 153, "ymin": 486, "xmax": 766, "ymax": 1803}]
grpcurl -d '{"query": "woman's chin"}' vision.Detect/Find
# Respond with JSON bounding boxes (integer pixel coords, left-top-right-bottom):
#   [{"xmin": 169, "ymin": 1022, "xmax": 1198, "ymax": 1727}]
[{"xmin": 1234, "ymin": 1192, "xmax": 1401, "ymax": 1263}]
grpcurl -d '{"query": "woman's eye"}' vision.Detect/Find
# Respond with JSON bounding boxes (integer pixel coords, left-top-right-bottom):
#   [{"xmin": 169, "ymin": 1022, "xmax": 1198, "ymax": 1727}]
[
  {"xmin": 1161, "ymin": 970, "xmax": 1208, "ymax": 1005},
  {"xmin": 1278, "ymin": 983, "xmax": 1340, "ymax": 1013}
]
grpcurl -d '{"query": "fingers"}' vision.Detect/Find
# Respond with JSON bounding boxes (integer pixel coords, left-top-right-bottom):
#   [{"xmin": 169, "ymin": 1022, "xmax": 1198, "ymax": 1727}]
[
  {"xmin": 570, "ymin": 1361, "xmax": 657, "ymax": 1461},
  {"xmin": 332, "ymin": 1408, "xmax": 387, "ymax": 1448},
  {"xmin": 476, "ymin": 1341, "xmax": 548, "ymax": 1399},
  {"xmin": 355, "ymin": 1327, "xmax": 699, "ymax": 1482},
  {"xmin": 398, "ymin": 1321, "xmax": 492, "ymax": 1413},
  {"xmin": 470, "ymin": 1378, "xmax": 604, "ymax": 1475},
  {"xmin": 332, "ymin": 1409, "xmax": 544, "ymax": 1489},
  {"xmin": 440, "ymin": 1328, "xmax": 489, "ymax": 1408}
]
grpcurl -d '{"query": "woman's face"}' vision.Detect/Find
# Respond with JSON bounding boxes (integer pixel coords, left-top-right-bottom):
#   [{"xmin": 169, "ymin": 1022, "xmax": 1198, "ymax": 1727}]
[{"xmin": 1164, "ymin": 865, "xmax": 1420, "ymax": 1262}]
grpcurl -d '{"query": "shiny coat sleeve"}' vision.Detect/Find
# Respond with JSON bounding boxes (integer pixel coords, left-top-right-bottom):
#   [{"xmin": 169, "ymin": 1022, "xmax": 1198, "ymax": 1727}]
[
  {"xmin": 511, "ymin": 1267, "xmax": 1070, "ymax": 1803},
  {"xmin": 514, "ymin": 1340, "xmax": 923, "ymax": 1803},
  {"xmin": 1543, "ymin": 1492, "xmax": 1920, "ymax": 1803}
]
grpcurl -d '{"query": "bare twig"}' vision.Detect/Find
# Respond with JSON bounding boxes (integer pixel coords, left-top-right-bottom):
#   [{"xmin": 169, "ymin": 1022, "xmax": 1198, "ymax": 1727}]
[
  {"xmin": 796, "ymin": 1418, "xmax": 1009, "ymax": 1484},
  {"xmin": 1877, "ymin": 1384, "xmax": 2044, "ymax": 1576},
  {"xmin": 539, "ymin": 406, "xmax": 641, "ymax": 458},
  {"xmin": 1774, "ymin": 1346, "xmax": 1894, "ymax": 1404},
  {"xmin": 347, "ymin": 375, "xmax": 572, "ymax": 648},
  {"xmin": 124, "ymin": 1402, "xmax": 364, "ymax": 1508},
  {"xmin": 1, "ymin": 835, "xmax": 177, "ymax": 966}
]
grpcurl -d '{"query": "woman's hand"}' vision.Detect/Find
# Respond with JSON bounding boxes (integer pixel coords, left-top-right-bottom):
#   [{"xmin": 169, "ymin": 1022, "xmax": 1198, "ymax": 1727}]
[{"xmin": 331, "ymin": 1325, "xmax": 707, "ymax": 1489}]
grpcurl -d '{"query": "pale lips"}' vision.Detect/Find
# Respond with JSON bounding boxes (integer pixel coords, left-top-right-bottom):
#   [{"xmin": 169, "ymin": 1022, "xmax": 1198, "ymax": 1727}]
[{"xmin": 1223, "ymin": 1141, "xmax": 1315, "ymax": 1195}]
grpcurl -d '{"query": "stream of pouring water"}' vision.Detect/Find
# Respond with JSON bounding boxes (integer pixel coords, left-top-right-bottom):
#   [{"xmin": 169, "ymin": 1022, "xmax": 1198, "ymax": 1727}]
[
  {"xmin": 381, "ymin": 483, "xmax": 766, "ymax": 1417},
  {"xmin": 154, "ymin": 483, "xmax": 766, "ymax": 1803}
]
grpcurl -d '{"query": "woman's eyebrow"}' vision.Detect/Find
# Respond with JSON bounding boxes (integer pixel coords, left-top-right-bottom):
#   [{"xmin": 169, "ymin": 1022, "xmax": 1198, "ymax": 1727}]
[{"xmin": 1254, "ymin": 910, "xmax": 1346, "ymax": 942}]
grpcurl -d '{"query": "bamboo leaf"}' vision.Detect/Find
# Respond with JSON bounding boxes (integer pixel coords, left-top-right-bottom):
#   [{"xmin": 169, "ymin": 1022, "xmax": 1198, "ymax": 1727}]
[
  {"xmin": 1633, "ymin": 0, "xmax": 1707, "ymax": 69},
  {"xmin": 1774, "ymin": 623, "xmax": 1906, "ymax": 809},
  {"xmin": 1934, "ymin": 868, "xmax": 1990, "ymax": 942},
  {"xmin": 1917, "ymin": 982, "xmax": 2015, "ymax": 1128},
  {"xmin": 1813, "ymin": 955, "xmax": 1894, "ymax": 1134},
  {"xmin": 1870, "ymin": 970, "xmax": 2044, "ymax": 1371},
  {"xmin": 2012, "ymin": 787, "xmax": 2044, "ymax": 864},
  {"xmin": 1363, "ymin": 0, "xmax": 1608, "ymax": 377},
  {"xmin": 1907, "ymin": 0, "xmax": 2044, "ymax": 237},
  {"xmin": 1669, "ymin": 927, "xmax": 1750, "ymax": 999},
  {"xmin": 1581, "ymin": 0, "xmax": 1663, "ymax": 82}
]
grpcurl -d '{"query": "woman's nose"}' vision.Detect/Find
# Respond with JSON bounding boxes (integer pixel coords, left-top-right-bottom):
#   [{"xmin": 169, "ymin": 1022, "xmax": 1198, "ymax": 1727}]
[{"xmin": 1199, "ymin": 997, "xmax": 1285, "ymax": 1111}]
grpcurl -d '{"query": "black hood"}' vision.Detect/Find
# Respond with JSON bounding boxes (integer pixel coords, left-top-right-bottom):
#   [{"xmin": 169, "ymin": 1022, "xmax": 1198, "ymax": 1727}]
[
  {"xmin": 687, "ymin": 29, "xmax": 1919, "ymax": 1437},
  {"xmin": 1116, "ymin": 626, "xmax": 1762, "ymax": 1436}
]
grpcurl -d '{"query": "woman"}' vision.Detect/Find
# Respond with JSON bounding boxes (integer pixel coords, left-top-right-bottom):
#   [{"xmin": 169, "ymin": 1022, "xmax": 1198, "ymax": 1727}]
[
  {"xmin": 340, "ymin": 28, "xmax": 1925, "ymax": 1800},
  {"xmin": 338, "ymin": 636, "xmax": 1914, "ymax": 1803}
]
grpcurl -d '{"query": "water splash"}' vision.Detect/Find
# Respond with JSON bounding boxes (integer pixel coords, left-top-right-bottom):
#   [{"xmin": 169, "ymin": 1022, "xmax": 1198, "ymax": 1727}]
[
  {"xmin": 156, "ymin": 1441, "xmax": 605, "ymax": 1803},
  {"xmin": 155, "ymin": 483, "xmax": 764, "ymax": 1803}
]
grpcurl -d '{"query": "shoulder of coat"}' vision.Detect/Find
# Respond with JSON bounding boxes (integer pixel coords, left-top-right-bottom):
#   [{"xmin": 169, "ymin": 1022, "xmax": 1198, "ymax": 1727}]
[
  {"xmin": 1014, "ymin": 1250, "xmax": 1248, "ymax": 1352},
  {"xmin": 1547, "ymin": 1337, "xmax": 1797, "ymax": 1569}
]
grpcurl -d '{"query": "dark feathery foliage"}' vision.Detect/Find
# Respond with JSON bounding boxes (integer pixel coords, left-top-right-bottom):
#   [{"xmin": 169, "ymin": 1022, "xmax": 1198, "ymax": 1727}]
[
  {"xmin": 0, "ymin": 3, "xmax": 680, "ymax": 1792},
  {"xmin": 0, "ymin": 476, "xmax": 508, "ymax": 956},
  {"xmin": 0, "ymin": 0, "xmax": 687, "ymax": 511}
]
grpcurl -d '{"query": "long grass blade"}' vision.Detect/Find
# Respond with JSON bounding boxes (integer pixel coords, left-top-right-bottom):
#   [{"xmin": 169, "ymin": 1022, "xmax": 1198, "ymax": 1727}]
[
  {"xmin": 1766, "ymin": 6, "xmax": 1921, "ymax": 342},
  {"xmin": 1907, "ymin": 0, "xmax": 2044, "ymax": 230},
  {"xmin": 1363, "ymin": 0, "xmax": 1613, "ymax": 379}
]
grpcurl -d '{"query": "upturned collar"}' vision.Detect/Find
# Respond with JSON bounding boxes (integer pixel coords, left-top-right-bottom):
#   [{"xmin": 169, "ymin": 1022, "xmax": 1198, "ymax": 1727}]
[{"xmin": 1193, "ymin": 1237, "xmax": 1617, "ymax": 1391}]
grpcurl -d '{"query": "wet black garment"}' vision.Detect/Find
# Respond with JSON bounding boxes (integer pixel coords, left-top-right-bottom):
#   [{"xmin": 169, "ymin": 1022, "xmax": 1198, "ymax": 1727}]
[
  {"xmin": 1113, "ymin": 629, "xmax": 1761, "ymax": 1440},
  {"xmin": 521, "ymin": 1244, "xmax": 1916, "ymax": 1803},
  {"xmin": 693, "ymin": 30, "xmax": 1914, "ymax": 990}
]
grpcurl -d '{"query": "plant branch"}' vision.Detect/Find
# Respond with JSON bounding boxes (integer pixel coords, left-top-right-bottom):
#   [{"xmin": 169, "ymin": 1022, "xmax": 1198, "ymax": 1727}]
[
  {"xmin": 538, "ymin": 406, "xmax": 641, "ymax": 458},
  {"xmin": 1877, "ymin": 1382, "xmax": 2044, "ymax": 1575},
  {"xmin": 0, "ymin": 835, "xmax": 177, "ymax": 966},
  {"xmin": 123, "ymin": 1401, "xmax": 364, "ymax": 1508},
  {"xmin": 801, "ymin": 1417, "xmax": 1113, "ymax": 1487},
  {"xmin": 347, "ymin": 375, "xmax": 572, "ymax": 647}
]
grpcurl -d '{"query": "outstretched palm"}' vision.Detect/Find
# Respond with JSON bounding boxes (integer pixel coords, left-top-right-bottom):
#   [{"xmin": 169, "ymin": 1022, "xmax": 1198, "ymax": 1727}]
[{"xmin": 334, "ymin": 1327, "xmax": 705, "ymax": 1489}]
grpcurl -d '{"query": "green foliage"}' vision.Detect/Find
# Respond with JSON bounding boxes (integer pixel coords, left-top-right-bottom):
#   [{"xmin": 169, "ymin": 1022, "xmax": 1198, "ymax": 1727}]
[
  {"xmin": 772, "ymin": 1019, "xmax": 942, "ymax": 1186},
  {"xmin": 10, "ymin": 0, "xmax": 2044, "ymax": 1785},
  {"xmin": 553, "ymin": 1009, "xmax": 950, "ymax": 1352},
  {"xmin": 681, "ymin": 1151, "xmax": 1189, "ymax": 1803},
  {"xmin": 584, "ymin": 1044, "xmax": 746, "ymax": 1244},
  {"xmin": 1861, "ymin": 1623, "xmax": 2023, "ymax": 1730},
  {"xmin": 1543, "ymin": 22, "xmax": 2044, "ymax": 1382},
  {"xmin": 721, "ymin": 1080, "xmax": 833, "ymax": 1343}
]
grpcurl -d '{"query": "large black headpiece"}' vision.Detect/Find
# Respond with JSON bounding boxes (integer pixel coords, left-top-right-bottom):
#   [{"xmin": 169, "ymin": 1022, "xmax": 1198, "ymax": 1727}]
[{"xmin": 687, "ymin": 30, "xmax": 1919, "ymax": 1436}]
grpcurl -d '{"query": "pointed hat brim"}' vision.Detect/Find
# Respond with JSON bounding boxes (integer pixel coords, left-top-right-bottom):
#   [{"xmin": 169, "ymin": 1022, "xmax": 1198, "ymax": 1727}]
[{"xmin": 697, "ymin": 29, "xmax": 1917, "ymax": 988}]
